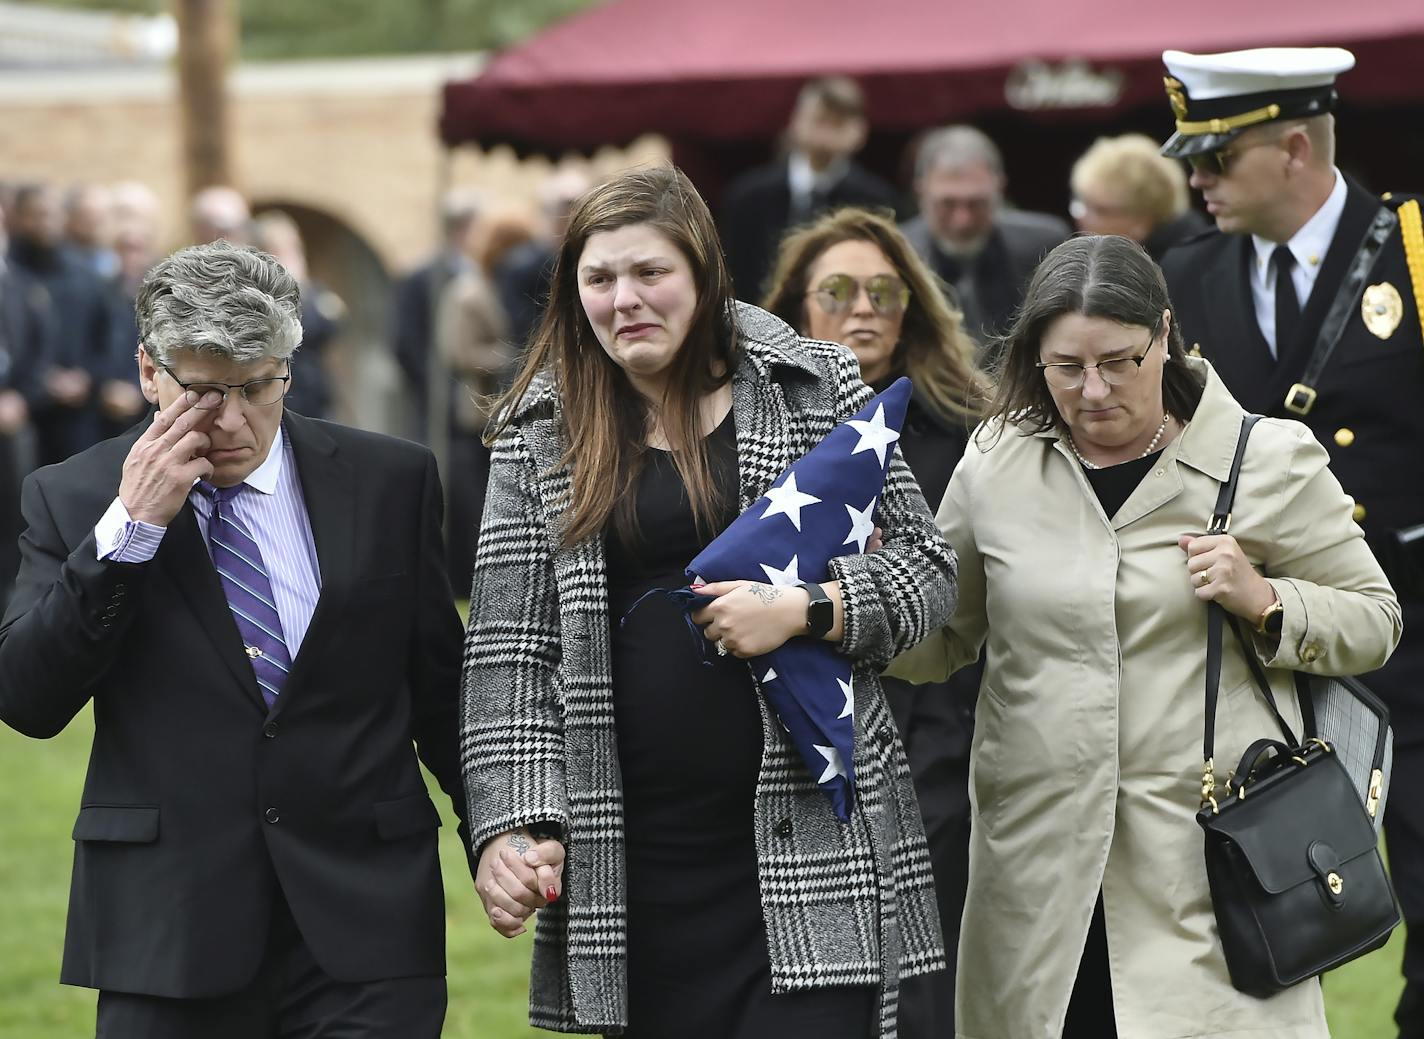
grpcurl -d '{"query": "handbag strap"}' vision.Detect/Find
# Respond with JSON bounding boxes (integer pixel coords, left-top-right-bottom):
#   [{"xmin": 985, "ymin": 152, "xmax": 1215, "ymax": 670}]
[{"xmin": 1201, "ymin": 414, "xmax": 1299, "ymax": 809}]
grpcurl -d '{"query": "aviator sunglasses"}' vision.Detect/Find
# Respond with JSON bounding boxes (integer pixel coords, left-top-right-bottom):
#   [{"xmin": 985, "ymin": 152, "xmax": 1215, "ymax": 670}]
[{"xmin": 807, "ymin": 273, "xmax": 911, "ymax": 318}]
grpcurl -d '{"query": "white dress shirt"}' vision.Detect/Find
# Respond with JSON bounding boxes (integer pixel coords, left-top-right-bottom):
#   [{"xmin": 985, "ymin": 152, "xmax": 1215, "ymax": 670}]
[{"xmin": 1250, "ymin": 167, "xmax": 1347, "ymax": 356}]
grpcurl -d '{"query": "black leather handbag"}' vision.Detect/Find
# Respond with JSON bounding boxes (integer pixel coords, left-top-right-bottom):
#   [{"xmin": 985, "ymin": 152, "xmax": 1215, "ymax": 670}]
[{"xmin": 1196, "ymin": 415, "xmax": 1401, "ymax": 998}]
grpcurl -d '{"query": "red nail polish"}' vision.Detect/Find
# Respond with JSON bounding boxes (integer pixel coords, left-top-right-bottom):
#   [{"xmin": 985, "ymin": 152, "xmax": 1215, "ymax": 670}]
[{"xmin": 546, "ymin": 886, "xmax": 559, "ymax": 903}]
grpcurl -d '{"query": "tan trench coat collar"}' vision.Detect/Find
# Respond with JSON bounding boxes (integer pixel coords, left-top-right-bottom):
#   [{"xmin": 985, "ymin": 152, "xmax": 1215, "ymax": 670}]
[{"xmin": 1022, "ymin": 356, "xmax": 1244, "ymax": 527}]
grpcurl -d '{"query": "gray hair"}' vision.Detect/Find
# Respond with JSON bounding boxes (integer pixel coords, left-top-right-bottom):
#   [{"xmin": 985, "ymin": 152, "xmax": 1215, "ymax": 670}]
[
  {"xmin": 135, "ymin": 241, "xmax": 302, "ymax": 367},
  {"xmin": 914, "ymin": 125, "xmax": 1005, "ymax": 182}
]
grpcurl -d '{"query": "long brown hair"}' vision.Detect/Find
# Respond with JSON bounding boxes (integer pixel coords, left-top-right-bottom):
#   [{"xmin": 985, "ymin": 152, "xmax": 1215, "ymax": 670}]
[
  {"xmin": 982, "ymin": 234, "xmax": 1203, "ymax": 442},
  {"xmin": 487, "ymin": 165, "xmax": 739, "ymax": 548},
  {"xmin": 760, "ymin": 207, "xmax": 989, "ymax": 423}
]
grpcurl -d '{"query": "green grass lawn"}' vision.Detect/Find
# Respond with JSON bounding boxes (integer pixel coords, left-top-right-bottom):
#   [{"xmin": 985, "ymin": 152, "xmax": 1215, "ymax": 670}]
[{"xmin": 0, "ymin": 709, "xmax": 1402, "ymax": 1037}]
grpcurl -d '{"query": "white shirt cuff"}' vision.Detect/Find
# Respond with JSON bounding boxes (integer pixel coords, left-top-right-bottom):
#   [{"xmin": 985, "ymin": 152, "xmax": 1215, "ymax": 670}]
[{"xmin": 94, "ymin": 496, "xmax": 167, "ymax": 563}]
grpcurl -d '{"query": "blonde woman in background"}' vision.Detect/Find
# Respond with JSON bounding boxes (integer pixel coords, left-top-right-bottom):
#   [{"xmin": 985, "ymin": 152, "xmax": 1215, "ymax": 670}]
[{"xmin": 1069, "ymin": 134, "xmax": 1209, "ymax": 259}]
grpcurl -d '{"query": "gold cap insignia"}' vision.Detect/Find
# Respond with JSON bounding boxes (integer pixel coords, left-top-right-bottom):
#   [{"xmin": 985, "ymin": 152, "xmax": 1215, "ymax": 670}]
[
  {"xmin": 1163, "ymin": 76, "xmax": 1189, "ymax": 121},
  {"xmin": 1361, "ymin": 281, "xmax": 1403, "ymax": 339}
]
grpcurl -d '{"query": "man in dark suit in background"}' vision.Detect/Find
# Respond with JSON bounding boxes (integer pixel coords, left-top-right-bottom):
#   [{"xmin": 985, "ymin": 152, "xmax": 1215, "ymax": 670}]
[
  {"xmin": 7, "ymin": 183, "xmax": 116, "ymax": 465},
  {"xmin": 900, "ymin": 125, "xmax": 1069, "ymax": 353},
  {"xmin": 721, "ymin": 76, "xmax": 902, "ymax": 301},
  {"xmin": 0, "ymin": 242, "xmax": 473, "ymax": 1038},
  {"xmin": 392, "ymin": 189, "xmax": 480, "ymax": 443},
  {"xmin": 1158, "ymin": 46, "xmax": 1424, "ymax": 1038}
]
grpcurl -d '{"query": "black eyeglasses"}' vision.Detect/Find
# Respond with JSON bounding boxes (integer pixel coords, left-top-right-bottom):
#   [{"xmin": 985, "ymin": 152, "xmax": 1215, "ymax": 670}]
[
  {"xmin": 162, "ymin": 364, "xmax": 292, "ymax": 408},
  {"xmin": 1036, "ymin": 330, "xmax": 1157, "ymax": 390},
  {"xmin": 807, "ymin": 273, "xmax": 911, "ymax": 318}
]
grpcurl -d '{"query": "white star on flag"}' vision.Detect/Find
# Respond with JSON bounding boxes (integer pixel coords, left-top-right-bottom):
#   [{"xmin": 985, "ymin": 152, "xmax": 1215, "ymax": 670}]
[
  {"xmin": 814, "ymin": 744, "xmax": 847, "ymax": 784},
  {"xmin": 837, "ymin": 677, "xmax": 854, "ymax": 719},
  {"xmin": 759, "ymin": 554, "xmax": 801, "ymax": 587},
  {"xmin": 760, "ymin": 471, "xmax": 822, "ymax": 531},
  {"xmin": 847, "ymin": 403, "xmax": 901, "ymax": 466},
  {"xmin": 843, "ymin": 497, "xmax": 877, "ymax": 553}
]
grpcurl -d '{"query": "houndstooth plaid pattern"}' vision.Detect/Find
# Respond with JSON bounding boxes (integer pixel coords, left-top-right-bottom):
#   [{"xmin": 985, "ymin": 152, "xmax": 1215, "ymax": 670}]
[{"xmin": 460, "ymin": 302, "xmax": 956, "ymax": 1036}]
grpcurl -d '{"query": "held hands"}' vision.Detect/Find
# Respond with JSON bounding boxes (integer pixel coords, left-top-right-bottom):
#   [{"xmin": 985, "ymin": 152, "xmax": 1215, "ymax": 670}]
[
  {"xmin": 692, "ymin": 580, "xmax": 810, "ymax": 659},
  {"xmin": 475, "ymin": 827, "xmax": 565, "ymax": 939},
  {"xmin": 118, "ymin": 390, "xmax": 222, "ymax": 526},
  {"xmin": 1180, "ymin": 533, "xmax": 1278, "ymax": 623}
]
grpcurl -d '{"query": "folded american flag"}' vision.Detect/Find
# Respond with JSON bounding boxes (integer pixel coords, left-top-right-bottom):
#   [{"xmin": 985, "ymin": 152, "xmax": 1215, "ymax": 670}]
[{"xmin": 683, "ymin": 377, "xmax": 912, "ymax": 822}]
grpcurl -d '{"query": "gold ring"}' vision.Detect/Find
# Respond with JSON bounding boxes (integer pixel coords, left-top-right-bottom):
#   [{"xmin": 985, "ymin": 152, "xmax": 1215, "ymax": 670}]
[
  {"xmin": 716, "ymin": 639, "xmax": 729, "ymax": 656},
  {"xmin": 1199, "ymin": 570, "xmax": 1211, "ymax": 586}
]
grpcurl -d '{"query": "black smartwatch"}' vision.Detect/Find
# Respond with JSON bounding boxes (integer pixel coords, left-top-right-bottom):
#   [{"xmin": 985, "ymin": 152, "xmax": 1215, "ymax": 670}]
[{"xmin": 797, "ymin": 581, "xmax": 834, "ymax": 639}]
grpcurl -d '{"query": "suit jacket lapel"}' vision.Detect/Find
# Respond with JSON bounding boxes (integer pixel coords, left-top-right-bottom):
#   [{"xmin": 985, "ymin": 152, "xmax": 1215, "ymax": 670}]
[
  {"xmin": 1199, "ymin": 236, "xmax": 1276, "ymax": 414},
  {"xmin": 160, "ymin": 502, "xmax": 267, "ymax": 710},
  {"xmin": 279, "ymin": 413, "xmax": 353, "ymax": 700}
]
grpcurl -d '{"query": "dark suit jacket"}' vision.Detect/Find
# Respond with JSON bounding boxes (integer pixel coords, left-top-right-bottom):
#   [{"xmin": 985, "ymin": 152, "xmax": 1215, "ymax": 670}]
[
  {"xmin": 0, "ymin": 411, "xmax": 472, "ymax": 997},
  {"xmin": 721, "ymin": 157, "xmax": 903, "ymax": 302},
  {"xmin": 392, "ymin": 252, "xmax": 470, "ymax": 432},
  {"xmin": 900, "ymin": 209, "xmax": 1069, "ymax": 350},
  {"xmin": 1162, "ymin": 177, "xmax": 1424, "ymax": 741}
]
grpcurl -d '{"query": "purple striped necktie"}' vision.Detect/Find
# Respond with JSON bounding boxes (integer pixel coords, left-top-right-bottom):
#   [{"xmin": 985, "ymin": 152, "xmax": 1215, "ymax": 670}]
[{"xmin": 201, "ymin": 481, "xmax": 291, "ymax": 708}]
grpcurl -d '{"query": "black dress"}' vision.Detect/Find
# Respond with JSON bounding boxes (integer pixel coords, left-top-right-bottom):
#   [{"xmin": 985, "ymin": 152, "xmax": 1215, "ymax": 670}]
[
  {"xmin": 1061, "ymin": 449, "xmax": 1162, "ymax": 1039},
  {"xmin": 604, "ymin": 409, "xmax": 875, "ymax": 1039}
]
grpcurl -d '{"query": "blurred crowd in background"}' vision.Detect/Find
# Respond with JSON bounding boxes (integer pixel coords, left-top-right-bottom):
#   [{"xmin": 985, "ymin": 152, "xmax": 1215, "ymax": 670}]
[{"xmin": 0, "ymin": 76, "xmax": 1218, "ymax": 602}]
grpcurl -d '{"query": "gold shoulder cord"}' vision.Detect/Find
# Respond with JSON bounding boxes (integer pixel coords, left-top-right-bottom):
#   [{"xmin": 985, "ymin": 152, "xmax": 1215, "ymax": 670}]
[{"xmin": 1400, "ymin": 199, "xmax": 1424, "ymax": 342}]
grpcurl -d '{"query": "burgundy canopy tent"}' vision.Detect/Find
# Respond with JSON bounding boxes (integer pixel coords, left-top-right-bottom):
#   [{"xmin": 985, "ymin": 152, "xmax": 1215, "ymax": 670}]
[{"xmin": 441, "ymin": 0, "xmax": 1424, "ymax": 210}]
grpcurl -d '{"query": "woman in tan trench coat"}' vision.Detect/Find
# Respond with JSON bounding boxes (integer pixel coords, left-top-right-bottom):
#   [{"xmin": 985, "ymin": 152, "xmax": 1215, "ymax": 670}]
[{"xmin": 891, "ymin": 235, "xmax": 1401, "ymax": 1039}]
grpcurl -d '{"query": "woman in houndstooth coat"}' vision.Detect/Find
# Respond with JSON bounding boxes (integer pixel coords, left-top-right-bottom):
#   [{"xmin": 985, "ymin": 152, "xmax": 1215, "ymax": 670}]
[{"xmin": 460, "ymin": 165, "xmax": 956, "ymax": 1038}]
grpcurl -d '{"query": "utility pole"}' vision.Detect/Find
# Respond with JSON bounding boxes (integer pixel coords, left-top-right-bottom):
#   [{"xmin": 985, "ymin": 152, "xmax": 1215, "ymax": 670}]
[{"xmin": 173, "ymin": 0, "xmax": 237, "ymax": 210}]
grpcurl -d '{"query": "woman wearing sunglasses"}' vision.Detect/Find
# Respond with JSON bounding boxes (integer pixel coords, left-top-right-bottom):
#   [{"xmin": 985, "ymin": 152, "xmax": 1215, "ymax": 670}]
[{"xmin": 763, "ymin": 206, "xmax": 988, "ymax": 1039}]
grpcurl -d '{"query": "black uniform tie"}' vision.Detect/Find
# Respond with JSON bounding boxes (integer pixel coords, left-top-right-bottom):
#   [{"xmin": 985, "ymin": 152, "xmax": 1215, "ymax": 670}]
[{"xmin": 1272, "ymin": 245, "xmax": 1301, "ymax": 357}]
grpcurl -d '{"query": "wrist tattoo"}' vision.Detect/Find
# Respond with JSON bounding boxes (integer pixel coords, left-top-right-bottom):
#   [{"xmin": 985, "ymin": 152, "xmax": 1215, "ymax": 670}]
[
  {"xmin": 746, "ymin": 584, "xmax": 782, "ymax": 606},
  {"xmin": 506, "ymin": 832, "xmax": 531, "ymax": 855}
]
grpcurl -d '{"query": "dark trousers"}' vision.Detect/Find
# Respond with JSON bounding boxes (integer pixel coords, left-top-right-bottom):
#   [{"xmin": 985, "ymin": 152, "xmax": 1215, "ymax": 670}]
[
  {"xmin": 1388, "ymin": 745, "xmax": 1424, "ymax": 1039},
  {"xmin": 95, "ymin": 893, "xmax": 446, "ymax": 1039},
  {"xmin": 895, "ymin": 808, "xmax": 970, "ymax": 1039},
  {"xmin": 1062, "ymin": 894, "xmax": 1117, "ymax": 1039},
  {"xmin": 613, "ymin": 983, "xmax": 876, "ymax": 1039},
  {"xmin": 883, "ymin": 668, "xmax": 977, "ymax": 1039}
]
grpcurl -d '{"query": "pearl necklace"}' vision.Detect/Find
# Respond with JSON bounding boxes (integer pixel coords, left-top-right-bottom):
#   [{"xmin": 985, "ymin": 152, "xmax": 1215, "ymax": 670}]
[{"xmin": 1070, "ymin": 413, "xmax": 1170, "ymax": 470}]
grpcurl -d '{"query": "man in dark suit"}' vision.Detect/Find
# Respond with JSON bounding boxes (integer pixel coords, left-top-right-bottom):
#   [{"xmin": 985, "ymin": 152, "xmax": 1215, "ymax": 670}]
[
  {"xmin": 721, "ymin": 77, "xmax": 902, "ymax": 301},
  {"xmin": 1157, "ymin": 46, "xmax": 1424, "ymax": 1038},
  {"xmin": 0, "ymin": 214, "xmax": 50, "ymax": 609},
  {"xmin": 900, "ymin": 125, "xmax": 1069, "ymax": 352},
  {"xmin": 392, "ymin": 189, "xmax": 480, "ymax": 443},
  {"xmin": 0, "ymin": 242, "xmax": 472, "ymax": 1038},
  {"xmin": 7, "ymin": 184, "xmax": 115, "ymax": 465}
]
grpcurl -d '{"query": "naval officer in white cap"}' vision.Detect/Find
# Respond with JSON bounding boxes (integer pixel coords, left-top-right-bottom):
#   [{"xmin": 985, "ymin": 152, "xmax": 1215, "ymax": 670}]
[{"xmin": 1159, "ymin": 46, "xmax": 1424, "ymax": 1039}]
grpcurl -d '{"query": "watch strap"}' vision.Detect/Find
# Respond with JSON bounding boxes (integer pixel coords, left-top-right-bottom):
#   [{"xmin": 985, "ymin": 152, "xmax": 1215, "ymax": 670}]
[{"xmin": 797, "ymin": 581, "xmax": 833, "ymax": 638}]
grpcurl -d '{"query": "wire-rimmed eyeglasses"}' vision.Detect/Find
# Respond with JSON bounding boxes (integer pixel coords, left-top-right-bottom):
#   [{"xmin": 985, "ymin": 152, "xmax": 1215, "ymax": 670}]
[{"xmin": 161, "ymin": 364, "xmax": 292, "ymax": 408}]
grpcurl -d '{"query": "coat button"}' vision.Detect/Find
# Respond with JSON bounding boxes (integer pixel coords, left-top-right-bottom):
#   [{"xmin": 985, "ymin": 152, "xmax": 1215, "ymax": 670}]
[
  {"xmin": 1352, "ymin": 503, "xmax": 1367, "ymax": 523},
  {"xmin": 1333, "ymin": 428, "xmax": 1355, "ymax": 448},
  {"xmin": 263, "ymin": 721, "xmax": 279, "ymax": 738},
  {"xmin": 775, "ymin": 818, "xmax": 793, "ymax": 838},
  {"xmin": 264, "ymin": 807, "xmax": 280, "ymax": 824},
  {"xmin": 1302, "ymin": 644, "xmax": 1322, "ymax": 664}
]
